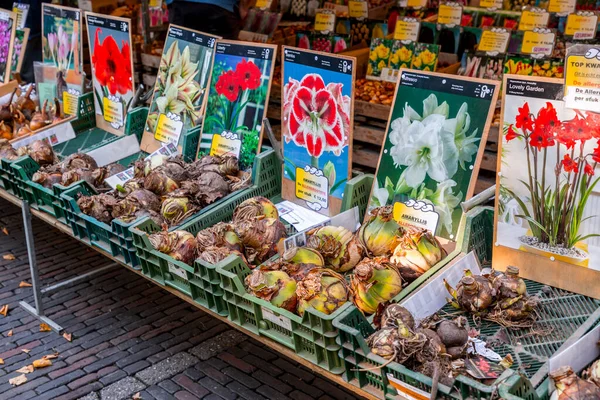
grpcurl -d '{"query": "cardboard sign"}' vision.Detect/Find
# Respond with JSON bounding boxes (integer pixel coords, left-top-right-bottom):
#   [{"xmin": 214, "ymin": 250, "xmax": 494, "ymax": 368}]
[
  {"xmin": 367, "ymin": 70, "xmax": 499, "ymax": 240},
  {"xmin": 564, "ymin": 44, "xmax": 600, "ymax": 112},
  {"xmin": 478, "ymin": 28, "xmax": 510, "ymax": 55},
  {"xmin": 140, "ymin": 25, "xmax": 219, "ymax": 153},
  {"xmin": 41, "ymin": 4, "xmax": 84, "ymax": 106},
  {"xmin": 564, "ymin": 12, "xmax": 598, "ymax": 40},
  {"xmin": 518, "ymin": 9, "xmax": 550, "ymax": 31},
  {"xmin": 394, "ymin": 19, "xmax": 420, "ymax": 42},
  {"xmin": 348, "ymin": 0, "xmax": 369, "ymax": 18},
  {"xmin": 520, "ymin": 30, "xmax": 555, "ymax": 57},
  {"xmin": 12, "ymin": 3, "xmax": 28, "ymax": 29},
  {"xmin": 198, "ymin": 40, "xmax": 276, "ymax": 170},
  {"xmin": 314, "ymin": 9, "xmax": 335, "ymax": 32},
  {"xmin": 85, "ymin": 12, "xmax": 134, "ymax": 136},
  {"xmin": 437, "ymin": 3, "xmax": 463, "ymax": 26},
  {"xmin": 0, "ymin": 9, "xmax": 16, "ymax": 84},
  {"xmin": 281, "ymin": 47, "xmax": 355, "ymax": 216}
]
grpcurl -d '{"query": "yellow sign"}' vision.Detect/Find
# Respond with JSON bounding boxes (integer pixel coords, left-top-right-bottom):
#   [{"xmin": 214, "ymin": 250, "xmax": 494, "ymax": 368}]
[
  {"xmin": 256, "ymin": 0, "xmax": 273, "ymax": 9},
  {"xmin": 519, "ymin": 10, "xmax": 550, "ymax": 31},
  {"xmin": 564, "ymin": 51, "xmax": 600, "ymax": 112},
  {"xmin": 149, "ymin": 0, "xmax": 162, "ymax": 7},
  {"xmin": 62, "ymin": 91, "xmax": 79, "ymax": 117},
  {"xmin": 295, "ymin": 168, "xmax": 329, "ymax": 210},
  {"xmin": 521, "ymin": 31, "xmax": 555, "ymax": 56},
  {"xmin": 407, "ymin": 0, "xmax": 428, "ymax": 8},
  {"xmin": 478, "ymin": 29, "xmax": 510, "ymax": 54},
  {"xmin": 394, "ymin": 20, "xmax": 420, "ymax": 41},
  {"xmin": 548, "ymin": 0, "xmax": 575, "ymax": 14},
  {"xmin": 479, "ymin": 0, "xmax": 503, "ymax": 9},
  {"xmin": 437, "ymin": 4, "xmax": 462, "ymax": 26},
  {"xmin": 314, "ymin": 11, "xmax": 336, "ymax": 32},
  {"xmin": 565, "ymin": 13, "xmax": 598, "ymax": 39},
  {"xmin": 392, "ymin": 201, "xmax": 439, "ymax": 233},
  {"xmin": 348, "ymin": 1, "xmax": 369, "ymax": 18},
  {"xmin": 154, "ymin": 114, "xmax": 184, "ymax": 144},
  {"xmin": 209, "ymin": 133, "xmax": 242, "ymax": 158},
  {"xmin": 102, "ymin": 97, "xmax": 124, "ymax": 127}
]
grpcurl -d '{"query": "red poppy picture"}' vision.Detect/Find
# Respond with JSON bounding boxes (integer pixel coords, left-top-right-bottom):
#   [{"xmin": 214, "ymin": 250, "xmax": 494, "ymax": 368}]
[{"xmin": 86, "ymin": 12, "xmax": 134, "ymax": 135}]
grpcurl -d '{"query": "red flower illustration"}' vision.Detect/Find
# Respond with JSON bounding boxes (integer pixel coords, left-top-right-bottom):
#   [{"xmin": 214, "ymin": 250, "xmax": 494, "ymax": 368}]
[
  {"xmin": 529, "ymin": 128, "xmax": 554, "ymax": 149},
  {"xmin": 585, "ymin": 112, "xmax": 600, "ymax": 139},
  {"xmin": 534, "ymin": 102, "xmax": 561, "ymax": 137},
  {"xmin": 584, "ymin": 162, "xmax": 594, "ymax": 176},
  {"xmin": 91, "ymin": 29, "xmax": 132, "ymax": 96},
  {"xmin": 562, "ymin": 154, "xmax": 578, "ymax": 173},
  {"xmin": 285, "ymin": 74, "xmax": 349, "ymax": 158},
  {"xmin": 506, "ymin": 124, "xmax": 519, "ymax": 141},
  {"xmin": 593, "ymin": 142, "xmax": 600, "ymax": 163},
  {"xmin": 516, "ymin": 103, "xmax": 534, "ymax": 131},
  {"xmin": 215, "ymin": 70, "xmax": 241, "ymax": 102},
  {"xmin": 235, "ymin": 59, "xmax": 261, "ymax": 91}
]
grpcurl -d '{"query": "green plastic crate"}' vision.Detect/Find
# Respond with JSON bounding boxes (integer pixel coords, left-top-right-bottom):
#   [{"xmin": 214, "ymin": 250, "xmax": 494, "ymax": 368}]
[
  {"xmin": 333, "ymin": 207, "xmax": 600, "ymax": 399},
  {"xmin": 129, "ymin": 148, "xmax": 283, "ymax": 313},
  {"xmin": 0, "ymin": 93, "xmax": 96, "ymax": 195},
  {"xmin": 10, "ymin": 107, "xmax": 149, "ymax": 223}
]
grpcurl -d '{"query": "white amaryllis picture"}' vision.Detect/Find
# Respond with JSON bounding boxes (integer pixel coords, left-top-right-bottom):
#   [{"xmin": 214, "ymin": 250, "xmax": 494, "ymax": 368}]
[{"xmin": 371, "ymin": 93, "xmax": 483, "ymax": 237}]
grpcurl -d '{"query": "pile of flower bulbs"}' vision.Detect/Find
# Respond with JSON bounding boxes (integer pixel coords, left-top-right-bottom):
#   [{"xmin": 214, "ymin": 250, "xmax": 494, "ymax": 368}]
[
  {"xmin": 245, "ymin": 205, "xmax": 447, "ymax": 317},
  {"xmin": 444, "ymin": 266, "xmax": 539, "ymax": 329},
  {"xmin": 551, "ymin": 361, "xmax": 600, "ymax": 400},
  {"xmin": 78, "ymin": 154, "xmax": 250, "ymax": 227},
  {"xmin": 148, "ymin": 197, "xmax": 286, "ymax": 266}
]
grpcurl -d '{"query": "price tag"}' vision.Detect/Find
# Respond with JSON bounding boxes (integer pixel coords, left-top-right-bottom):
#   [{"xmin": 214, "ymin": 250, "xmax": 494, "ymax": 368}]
[
  {"xmin": 479, "ymin": 0, "xmax": 503, "ymax": 10},
  {"xmin": 565, "ymin": 13, "xmax": 598, "ymax": 40},
  {"xmin": 256, "ymin": 0, "xmax": 273, "ymax": 9},
  {"xmin": 521, "ymin": 30, "xmax": 555, "ymax": 56},
  {"xmin": 149, "ymin": 0, "xmax": 162, "ymax": 7},
  {"xmin": 209, "ymin": 132, "xmax": 242, "ymax": 158},
  {"xmin": 12, "ymin": 3, "xmax": 29, "ymax": 30},
  {"xmin": 394, "ymin": 19, "xmax": 420, "ymax": 41},
  {"xmin": 62, "ymin": 89, "xmax": 80, "ymax": 117},
  {"xmin": 295, "ymin": 166, "xmax": 329, "ymax": 212},
  {"xmin": 478, "ymin": 28, "xmax": 510, "ymax": 54},
  {"xmin": 261, "ymin": 307, "xmax": 293, "ymax": 330},
  {"xmin": 564, "ymin": 45, "xmax": 600, "ymax": 112},
  {"xmin": 154, "ymin": 113, "xmax": 184, "ymax": 145},
  {"xmin": 314, "ymin": 10, "xmax": 336, "ymax": 32},
  {"xmin": 547, "ymin": 0, "xmax": 575, "ymax": 14},
  {"xmin": 437, "ymin": 3, "xmax": 463, "ymax": 26},
  {"xmin": 519, "ymin": 10, "xmax": 550, "ymax": 31},
  {"xmin": 407, "ymin": 0, "xmax": 428, "ymax": 8},
  {"xmin": 348, "ymin": 0, "xmax": 369, "ymax": 18},
  {"xmin": 392, "ymin": 200, "xmax": 439, "ymax": 234},
  {"xmin": 102, "ymin": 97, "xmax": 124, "ymax": 128}
]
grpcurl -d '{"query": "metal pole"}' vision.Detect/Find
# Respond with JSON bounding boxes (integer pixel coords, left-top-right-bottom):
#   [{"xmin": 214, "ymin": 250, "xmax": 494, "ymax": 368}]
[{"xmin": 22, "ymin": 201, "xmax": 43, "ymax": 316}]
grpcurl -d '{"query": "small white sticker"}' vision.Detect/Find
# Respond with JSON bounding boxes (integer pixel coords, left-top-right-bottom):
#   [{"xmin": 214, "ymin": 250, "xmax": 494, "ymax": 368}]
[
  {"xmin": 168, "ymin": 262, "xmax": 187, "ymax": 279},
  {"xmin": 261, "ymin": 306, "xmax": 293, "ymax": 331}
]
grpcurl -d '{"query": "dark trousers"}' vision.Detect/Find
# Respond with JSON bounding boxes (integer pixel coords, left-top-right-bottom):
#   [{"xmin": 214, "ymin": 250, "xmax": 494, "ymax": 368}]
[{"xmin": 168, "ymin": 2, "xmax": 241, "ymax": 40}]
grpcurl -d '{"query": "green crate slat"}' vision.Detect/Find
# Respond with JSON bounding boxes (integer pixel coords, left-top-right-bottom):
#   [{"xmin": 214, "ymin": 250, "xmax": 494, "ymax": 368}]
[
  {"xmin": 333, "ymin": 207, "xmax": 600, "ymax": 400},
  {"xmin": 129, "ymin": 148, "xmax": 283, "ymax": 315}
]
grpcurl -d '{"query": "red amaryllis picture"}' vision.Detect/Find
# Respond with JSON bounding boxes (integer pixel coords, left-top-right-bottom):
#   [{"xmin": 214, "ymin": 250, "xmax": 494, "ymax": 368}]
[
  {"xmin": 500, "ymin": 92, "xmax": 600, "ymax": 266},
  {"xmin": 92, "ymin": 29, "xmax": 132, "ymax": 96}
]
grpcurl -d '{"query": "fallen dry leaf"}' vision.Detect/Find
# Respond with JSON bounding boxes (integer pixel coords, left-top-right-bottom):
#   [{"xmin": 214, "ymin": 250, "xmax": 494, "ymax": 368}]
[
  {"xmin": 42, "ymin": 353, "xmax": 58, "ymax": 360},
  {"xmin": 16, "ymin": 365, "xmax": 33, "ymax": 374},
  {"xmin": 62, "ymin": 332, "xmax": 72, "ymax": 342},
  {"xmin": 21, "ymin": 349, "xmax": 30, "ymax": 354},
  {"xmin": 0, "ymin": 305, "xmax": 8, "ymax": 317},
  {"xmin": 32, "ymin": 358, "xmax": 52, "ymax": 368},
  {"xmin": 39, "ymin": 323, "xmax": 51, "ymax": 332},
  {"xmin": 3, "ymin": 254, "xmax": 15, "ymax": 260},
  {"xmin": 18, "ymin": 281, "xmax": 32, "ymax": 288},
  {"xmin": 7, "ymin": 330, "xmax": 12, "ymax": 337},
  {"xmin": 132, "ymin": 393, "xmax": 141, "ymax": 400},
  {"xmin": 9, "ymin": 374, "xmax": 27, "ymax": 386},
  {"xmin": 2, "ymin": 227, "xmax": 8, "ymax": 235}
]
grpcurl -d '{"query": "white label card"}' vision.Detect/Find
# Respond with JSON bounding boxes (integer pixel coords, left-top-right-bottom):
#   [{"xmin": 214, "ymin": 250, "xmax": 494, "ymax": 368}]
[{"xmin": 261, "ymin": 306, "xmax": 293, "ymax": 330}]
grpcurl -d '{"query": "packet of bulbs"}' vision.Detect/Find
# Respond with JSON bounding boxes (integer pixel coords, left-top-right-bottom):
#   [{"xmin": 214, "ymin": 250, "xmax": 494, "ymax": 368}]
[
  {"xmin": 334, "ymin": 246, "xmax": 600, "ymax": 400},
  {"xmin": 0, "ymin": 81, "xmax": 76, "ymax": 146}
]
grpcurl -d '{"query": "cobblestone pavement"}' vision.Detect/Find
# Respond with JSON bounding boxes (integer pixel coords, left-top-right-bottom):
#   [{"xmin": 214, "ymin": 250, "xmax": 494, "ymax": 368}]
[{"xmin": 0, "ymin": 199, "xmax": 365, "ymax": 400}]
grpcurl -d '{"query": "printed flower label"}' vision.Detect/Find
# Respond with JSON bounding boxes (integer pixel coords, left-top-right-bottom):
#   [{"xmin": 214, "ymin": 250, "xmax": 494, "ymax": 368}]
[
  {"xmin": 209, "ymin": 132, "xmax": 242, "ymax": 158},
  {"xmin": 437, "ymin": 4, "xmax": 462, "ymax": 26},
  {"xmin": 102, "ymin": 97, "xmax": 124, "ymax": 128},
  {"xmin": 62, "ymin": 89, "xmax": 80, "ymax": 117},
  {"xmin": 564, "ymin": 45, "xmax": 600, "ymax": 112},
  {"xmin": 521, "ymin": 31, "xmax": 555, "ymax": 57},
  {"xmin": 154, "ymin": 113, "xmax": 184, "ymax": 144},
  {"xmin": 478, "ymin": 29, "xmax": 510, "ymax": 55},
  {"xmin": 518, "ymin": 10, "xmax": 550, "ymax": 31},
  {"xmin": 348, "ymin": 1, "xmax": 369, "ymax": 19},
  {"xmin": 314, "ymin": 10, "xmax": 336, "ymax": 32},
  {"xmin": 394, "ymin": 20, "xmax": 420, "ymax": 42},
  {"xmin": 387, "ymin": 373, "xmax": 430, "ymax": 400},
  {"xmin": 295, "ymin": 167, "xmax": 329, "ymax": 211},
  {"xmin": 565, "ymin": 14, "xmax": 598, "ymax": 40},
  {"xmin": 547, "ymin": 0, "xmax": 575, "ymax": 14},
  {"xmin": 479, "ymin": 0, "xmax": 502, "ymax": 10},
  {"xmin": 392, "ymin": 200, "xmax": 439, "ymax": 234}
]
